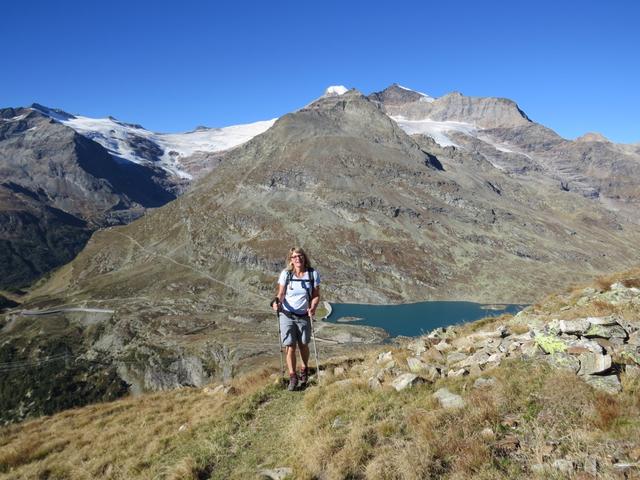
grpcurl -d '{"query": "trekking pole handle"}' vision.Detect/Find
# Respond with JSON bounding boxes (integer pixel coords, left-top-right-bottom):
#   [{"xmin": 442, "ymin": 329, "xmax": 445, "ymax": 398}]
[{"xmin": 270, "ymin": 297, "xmax": 281, "ymax": 312}]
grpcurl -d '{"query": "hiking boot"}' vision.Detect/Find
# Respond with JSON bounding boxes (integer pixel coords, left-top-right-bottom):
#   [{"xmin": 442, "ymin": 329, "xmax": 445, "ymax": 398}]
[
  {"xmin": 287, "ymin": 373, "xmax": 298, "ymax": 391},
  {"xmin": 298, "ymin": 368, "xmax": 309, "ymax": 387}
]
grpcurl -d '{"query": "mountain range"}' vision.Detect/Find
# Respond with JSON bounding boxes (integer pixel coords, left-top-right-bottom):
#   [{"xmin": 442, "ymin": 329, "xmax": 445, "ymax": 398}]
[{"xmin": 1, "ymin": 84, "xmax": 639, "ymax": 422}]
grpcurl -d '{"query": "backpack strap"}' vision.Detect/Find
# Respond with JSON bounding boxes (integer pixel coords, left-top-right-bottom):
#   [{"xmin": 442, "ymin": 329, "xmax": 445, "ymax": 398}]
[{"xmin": 284, "ymin": 268, "xmax": 315, "ymax": 303}]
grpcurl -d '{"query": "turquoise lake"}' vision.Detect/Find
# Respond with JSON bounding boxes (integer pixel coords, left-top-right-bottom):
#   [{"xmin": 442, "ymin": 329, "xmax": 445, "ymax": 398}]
[{"xmin": 327, "ymin": 301, "xmax": 527, "ymax": 338}]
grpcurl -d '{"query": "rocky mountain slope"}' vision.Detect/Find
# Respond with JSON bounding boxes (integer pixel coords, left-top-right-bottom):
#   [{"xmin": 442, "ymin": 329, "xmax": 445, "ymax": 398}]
[
  {"xmin": 2, "ymin": 85, "xmax": 639, "ymax": 422},
  {"xmin": 0, "ymin": 107, "xmax": 182, "ymax": 288},
  {"xmin": 0, "ymin": 105, "xmax": 274, "ymax": 290}
]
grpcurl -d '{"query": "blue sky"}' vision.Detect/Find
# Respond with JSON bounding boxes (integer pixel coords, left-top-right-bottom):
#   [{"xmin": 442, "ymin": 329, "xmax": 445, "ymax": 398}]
[{"xmin": 3, "ymin": 0, "xmax": 639, "ymax": 143}]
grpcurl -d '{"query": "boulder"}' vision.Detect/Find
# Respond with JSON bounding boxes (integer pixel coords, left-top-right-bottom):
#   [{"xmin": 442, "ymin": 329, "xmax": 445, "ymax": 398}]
[
  {"xmin": 446, "ymin": 351, "xmax": 468, "ymax": 364},
  {"xmin": 552, "ymin": 459, "xmax": 575, "ymax": 474},
  {"xmin": 578, "ymin": 353, "xmax": 612, "ymax": 375},
  {"xmin": 406, "ymin": 358, "xmax": 440, "ymax": 380},
  {"xmin": 584, "ymin": 374, "xmax": 622, "ymax": 394},
  {"xmin": 447, "ymin": 368, "xmax": 468, "ymax": 378},
  {"xmin": 558, "ymin": 319, "xmax": 591, "ymax": 335},
  {"xmin": 535, "ymin": 334, "xmax": 568, "ymax": 354},
  {"xmin": 566, "ymin": 339, "xmax": 604, "ymax": 355},
  {"xmin": 391, "ymin": 373, "xmax": 426, "ymax": 391},
  {"xmin": 433, "ymin": 388, "xmax": 465, "ymax": 409},
  {"xmin": 586, "ymin": 315, "xmax": 621, "ymax": 326},
  {"xmin": 584, "ymin": 324, "xmax": 628, "ymax": 340},
  {"xmin": 546, "ymin": 353, "xmax": 580, "ymax": 373},
  {"xmin": 473, "ymin": 377, "xmax": 497, "ymax": 389},
  {"xmin": 468, "ymin": 326, "xmax": 508, "ymax": 341}
]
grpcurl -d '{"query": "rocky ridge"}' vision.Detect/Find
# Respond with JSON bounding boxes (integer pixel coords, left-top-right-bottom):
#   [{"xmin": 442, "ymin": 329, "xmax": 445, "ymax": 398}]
[{"xmin": 297, "ymin": 272, "xmax": 640, "ymax": 478}]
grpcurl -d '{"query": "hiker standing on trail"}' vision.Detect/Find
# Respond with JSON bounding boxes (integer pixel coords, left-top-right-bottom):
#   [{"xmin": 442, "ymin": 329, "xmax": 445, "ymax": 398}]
[{"xmin": 271, "ymin": 247, "xmax": 320, "ymax": 391}]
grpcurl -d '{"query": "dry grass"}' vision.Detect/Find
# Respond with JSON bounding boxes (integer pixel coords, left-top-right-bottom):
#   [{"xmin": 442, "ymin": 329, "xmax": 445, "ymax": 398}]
[{"xmin": 0, "ymin": 368, "xmax": 276, "ymax": 480}]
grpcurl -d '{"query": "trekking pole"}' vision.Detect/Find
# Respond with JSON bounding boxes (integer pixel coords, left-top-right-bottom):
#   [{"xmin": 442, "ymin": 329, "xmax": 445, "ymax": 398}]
[
  {"xmin": 309, "ymin": 313, "xmax": 321, "ymax": 386},
  {"xmin": 271, "ymin": 299, "xmax": 285, "ymax": 387}
]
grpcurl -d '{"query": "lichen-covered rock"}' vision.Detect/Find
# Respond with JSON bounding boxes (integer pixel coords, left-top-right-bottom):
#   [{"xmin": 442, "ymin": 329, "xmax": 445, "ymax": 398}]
[
  {"xmin": 546, "ymin": 353, "xmax": 580, "ymax": 373},
  {"xmin": 535, "ymin": 334, "xmax": 568, "ymax": 354},
  {"xmin": 584, "ymin": 324, "xmax": 628, "ymax": 339}
]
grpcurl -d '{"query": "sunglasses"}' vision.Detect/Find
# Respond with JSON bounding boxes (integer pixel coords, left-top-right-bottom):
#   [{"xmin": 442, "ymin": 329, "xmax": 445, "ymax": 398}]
[{"xmin": 291, "ymin": 255, "xmax": 304, "ymax": 260}]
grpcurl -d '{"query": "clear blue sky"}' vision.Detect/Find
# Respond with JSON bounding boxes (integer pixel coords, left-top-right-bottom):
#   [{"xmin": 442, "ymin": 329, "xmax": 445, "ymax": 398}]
[{"xmin": 3, "ymin": 0, "xmax": 639, "ymax": 143}]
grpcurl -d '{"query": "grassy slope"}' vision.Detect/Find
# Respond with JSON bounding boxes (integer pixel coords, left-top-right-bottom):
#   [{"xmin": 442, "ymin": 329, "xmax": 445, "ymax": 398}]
[{"xmin": 2, "ymin": 269, "xmax": 640, "ymax": 480}]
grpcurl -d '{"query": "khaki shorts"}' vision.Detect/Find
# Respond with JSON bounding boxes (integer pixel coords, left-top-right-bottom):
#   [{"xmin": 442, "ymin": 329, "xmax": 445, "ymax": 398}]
[{"xmin": 279, "ymin": 312, "xmax": 310, "ymax": 346}]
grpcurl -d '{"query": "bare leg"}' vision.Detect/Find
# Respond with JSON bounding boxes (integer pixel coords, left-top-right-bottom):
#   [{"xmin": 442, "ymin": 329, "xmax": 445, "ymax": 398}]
[
  {"xmin": 299, "ymin": 343, "xmax": 310, "ymax": 370},
  {"xmin": 286, "ymin": 345, "xmax": 297, "ymax": 375}
]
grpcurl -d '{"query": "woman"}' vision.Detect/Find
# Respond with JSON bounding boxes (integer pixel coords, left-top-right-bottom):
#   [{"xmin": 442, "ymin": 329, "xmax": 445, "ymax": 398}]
[{"xmin": 271, "ymin": 247, "xmax": 321, "ymax": 391}]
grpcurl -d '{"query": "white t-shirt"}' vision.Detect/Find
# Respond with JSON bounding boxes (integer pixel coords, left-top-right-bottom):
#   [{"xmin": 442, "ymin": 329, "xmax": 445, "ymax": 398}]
[{"xmin": 278, "ymin": 268, "xmax": 321, "ymax": 315}]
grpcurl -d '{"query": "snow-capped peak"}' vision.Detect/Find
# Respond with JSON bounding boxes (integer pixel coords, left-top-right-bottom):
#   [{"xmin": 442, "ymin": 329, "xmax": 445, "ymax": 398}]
[
  {"xmin": 324, "ymin": 85, "xmax": 349, "ymax": 97},
  {"xmin": 32, "ymin": 105, "xmax": 276, "ymax": 180}
]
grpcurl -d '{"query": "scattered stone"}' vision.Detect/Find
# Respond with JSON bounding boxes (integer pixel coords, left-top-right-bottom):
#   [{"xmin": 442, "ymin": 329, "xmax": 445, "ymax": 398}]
[
  {"xmin": 583, "ymin": 456, "xmax": 599, "ymax": 476},
  {"xmin": 178, "ymin": 423, "xmax": 188, "ymax": 432},
  {"xmin": 473, "ymin": 377, "xmax": 497, "ymax": 389},
  {"xmin": 447, "ymin": 368, "xmax": 468, "ymax": 378},
  {"xmin": 368, "ymin": 376, "xmax": 383, "ymax": 390},
  {"xmin": 406, "ymin": 358, "xmax": 440, "ymax": 380},
  {"xmin": 407, "ymin": 338, "xmax": 428, "ymax": 356},
  {"xmin": 391, "ymin": 373, "xmax": 426, "ymax": 391},
  {"xmin": 625, "ymin": 364, "xmax": 640, "ymax": 379},
  {"xmin": 552, "ymin": 459, "xmax": 575, "ymax": 474},
  {"xmin": 468, "ymin": 325, "xmax": 508, "ymax": 340},
  {"xmin": 433, "ymin": 388, "xmax": 465, "ymax": 409},
  {"xmin": 406, "ymin": 357, "xmax": 428, "ymax": 373},
  {"xmin": 331, "ymin": 416, "xmax": 348, "ymax": 429},
  {"xmin": 258, "ymin": 467, "xmax": 293, "ymax": 480},
  {"xmin": 377, "ymin": 351, "xmax": 393, "ymax": 364},
  {"xmin": 434, "ymin": 340, "xmax": 452, "ymax": 352},
  {"xmin": 584, "ymin": 374, "xmax": 622, "ymax": 394},
  {"xmin": 446, "ymin": 351, "xmax": 468, "ymax": 364},
  {"xmin": 480, "ymin": 427, "xmax": 495, "ymax": 440},
  {"xmin": 520, "ymin": 340, "xmax": 543, "ymax": 357},
  {"xmin": 578, "ymin": 353, "xmax": 612, "ymax": 375},
  {"xmin": 204, "ymin": 384, "xmax": 236, "ymax": 395}
]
